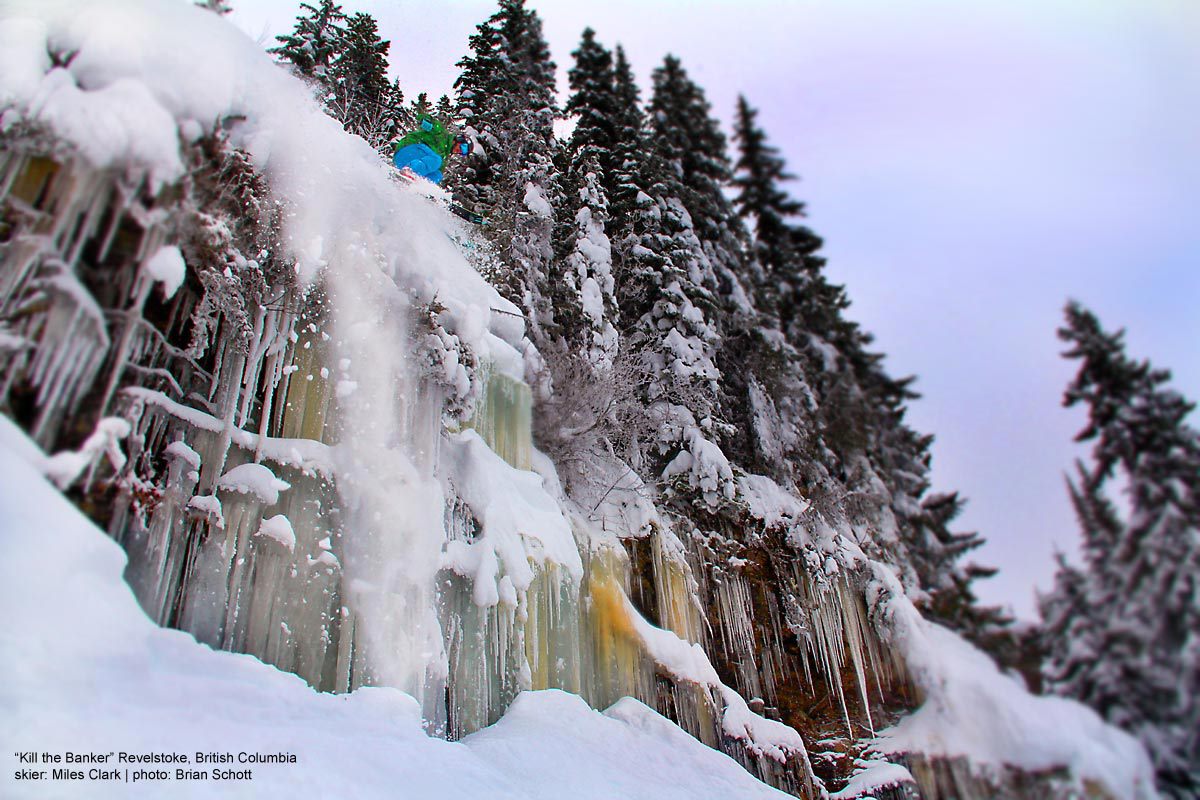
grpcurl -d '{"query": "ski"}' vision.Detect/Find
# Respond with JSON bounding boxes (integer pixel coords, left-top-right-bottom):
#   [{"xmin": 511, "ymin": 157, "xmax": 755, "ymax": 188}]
[
  {"xmin": 449, "ymin": 204, "xmax": 486, "ymax": 225},
  {"xmin": 395, "ymin": 168, "xmax": 485, "ymax": 224}
]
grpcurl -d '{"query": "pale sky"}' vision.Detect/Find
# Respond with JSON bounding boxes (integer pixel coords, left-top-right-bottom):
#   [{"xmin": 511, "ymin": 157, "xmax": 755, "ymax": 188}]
[{"xmin": 228, "ymin": 0, "xmax": 1200, "ymax": 619}]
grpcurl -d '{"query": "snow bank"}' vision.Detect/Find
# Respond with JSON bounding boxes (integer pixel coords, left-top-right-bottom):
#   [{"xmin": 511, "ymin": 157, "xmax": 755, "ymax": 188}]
[
  {"xmin": 465, "ymin": 692, "xmax": 791, "ymax": 800},
  {"xmin": 867, "ymin": 563, "xmax": 1158, "ymax": 799},
  {"xmin": 0, "ymin": 417, "xmax": 800, "ymax": 799}
]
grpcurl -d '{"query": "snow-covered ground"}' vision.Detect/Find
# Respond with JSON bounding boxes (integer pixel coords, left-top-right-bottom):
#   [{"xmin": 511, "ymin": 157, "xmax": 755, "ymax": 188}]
[{"xmin": 0, "ymin": 416, "xmax": 791, "ymax": 799}]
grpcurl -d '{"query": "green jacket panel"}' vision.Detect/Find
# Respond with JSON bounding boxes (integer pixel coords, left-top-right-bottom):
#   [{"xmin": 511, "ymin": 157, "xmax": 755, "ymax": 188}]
[{"xmin": 395, "ymin": 117, "xmax": 455, "ymax": 159}]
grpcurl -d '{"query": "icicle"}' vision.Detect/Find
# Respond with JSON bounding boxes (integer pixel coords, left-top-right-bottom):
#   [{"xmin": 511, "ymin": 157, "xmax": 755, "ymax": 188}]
[
  {"xmin": 97, "ymin": 276, "xmax": 153, "ymax": 416},
  {"xmin": 236, "ymin": 306, "xmax": 269, "ymax": 428},
  {"xmin": 466, "ymin": 361, "xmax": 533, "ymax": 470},
  {"xmin": 25, "ymin": 263, "xmax": 111, "ymax": 446}
]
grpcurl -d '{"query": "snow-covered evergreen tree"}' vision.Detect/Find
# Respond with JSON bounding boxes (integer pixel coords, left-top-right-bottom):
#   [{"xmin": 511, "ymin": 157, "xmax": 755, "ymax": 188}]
[
  {"xmin": 272, "ymin": 4, "xmax": 402, "ymax": 153},
  {"xmin": 731, "ymin": 95, "xmax": 811, "ymax": 320},
  {"xmin": 327, "ymin": 12, "xmax": 404, "ymax": 152},
  {"xmin": 564, "ymin": 29, "xmax": 618, "ymax": 184},
  {"xmin": 1041, "ymin": 301, "xmax": 1200, "ymax": 796},
  {"xmin": 647, "ymin": 57, "xmax": 741, "ymax": 270},
  {"xmin": 556, "ymin": 30, "xmax": 620, "ymax": 372},
  {"xmin": 270, "ymin": 0, "xmax": 347, "ymax": 82},
  {"xmin": 606, "ymin": 46, "xmax": 647, "ymax": 229},
  {"xmin": 452, "ymin": 0, "xmax": 560, "ymax": 339},
  {"xmin": 731, "ymin": 96, "xmax": 802, "ymax": 267},
  {"xmin": 621, "ymin": 130, "xmax": 731, "ymax": 501}
]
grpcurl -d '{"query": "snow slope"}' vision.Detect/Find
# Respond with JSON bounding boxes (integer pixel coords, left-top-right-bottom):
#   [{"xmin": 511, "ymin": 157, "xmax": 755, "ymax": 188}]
[
  {"xmin": 866, "ymin": 564, "xmax": 1159, "ymax": 798},
  {"xmin": 0, "ymin": 416, "xmax": 791, "ymax": 800}
]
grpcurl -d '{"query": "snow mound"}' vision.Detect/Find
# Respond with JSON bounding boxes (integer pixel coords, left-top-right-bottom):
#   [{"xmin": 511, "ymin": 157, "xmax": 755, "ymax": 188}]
[
  {"xmin": 216, "ymin": 462, "xmax": 290, "ymax": 505},
  {"xmin": 465, "ymin": 692, "xmax": 791, "ymax": 800}
]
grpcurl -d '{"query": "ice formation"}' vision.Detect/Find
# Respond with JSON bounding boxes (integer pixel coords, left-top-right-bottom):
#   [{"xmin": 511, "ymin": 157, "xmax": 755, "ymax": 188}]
[{"xmin": 0, "ymin": 422, "xmax": 800, "ymax": 800}]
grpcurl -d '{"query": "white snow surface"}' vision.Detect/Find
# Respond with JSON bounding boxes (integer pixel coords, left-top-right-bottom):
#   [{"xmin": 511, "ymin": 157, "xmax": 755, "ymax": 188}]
[
  {"xmin": 0, "ymin": 417, "xmax": 790, "ymax": 799},
  {"xmin": 143, "ymin": 245, "xmax": 186, "ymax": 299},
  {"xmin": 738, "ymin": 473, "xmax": 811, "ymax": 529},
  {"xmin": 466, "ymin": 692, "xmax": 790, "ymax": 800},
  {"xmin": 256, "ymin": 514, "xmax": 296, "ymax": 552},
  {"xmin": 441, "ymin": 430, "xmax": 583, "ymax": 607},
  {"xmin": 216, "ymin": 462, "xmax": 289, "ymax": 506},
  {"xmin": 868, "ymin": 563, "xmax": 1159, "ymax": 799}
]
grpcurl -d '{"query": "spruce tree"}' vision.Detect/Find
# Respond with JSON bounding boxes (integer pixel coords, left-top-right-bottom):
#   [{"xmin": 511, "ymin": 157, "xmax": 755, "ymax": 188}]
[
  {"xmin": 328, "ymin": 12, "xmax": 403, "ymax": 151},
  {"xmin": 452, "ymin": 0, "xmax": 560, "ymax": 337},
  {"xmin": 270, "ymin": 0, "xmax": 347, "ymax": 81},
  {"xmin": 732, "ymin": 95, "xmax": 805, "ymax": 277},
  {"xmin": 606, "ymin": 46, "xmax": 647, "ymax": 228},
  {"xmin": 555, "ymin": 156, "xmax": 617, "ymax": 371},
  {"xmin": 647, "ymin": 56, "xmax": 733, "ymax": 250},
  {"xmin": 565, "ymin": 29, "xmax": 619, "ymax": 197},
  {"xmin": 1042, "ymin": 302, "xmax": 1199, "ymax": 796},
  {"xmin": 410, "ymin": 91, "xmax": 432, "ymax": 118},
  {"xmin": 730, "ymin": 93, "xmax": 823, "ymax": 321},
  {"xmin": 911, "ymin": 491, "xmax": 1010, "ymax": 639},
  {"xmin": 601, "ymin": 78, "xmax": 730, "ymax": 502},
  {"xmin": 552, "ymin": 28, "xmax": 623, "ymax": 371}
]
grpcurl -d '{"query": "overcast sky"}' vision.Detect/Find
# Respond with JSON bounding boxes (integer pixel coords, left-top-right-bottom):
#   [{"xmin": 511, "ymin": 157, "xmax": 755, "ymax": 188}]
[{"xmin": 229, "ymin": 0, "xmax": 1200, "ymax": 619}]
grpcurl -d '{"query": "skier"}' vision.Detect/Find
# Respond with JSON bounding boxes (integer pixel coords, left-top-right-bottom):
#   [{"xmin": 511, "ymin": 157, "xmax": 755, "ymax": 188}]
[{"xmin": 392, "ymin": 115, "xmax": 472, "ymax": 185}]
